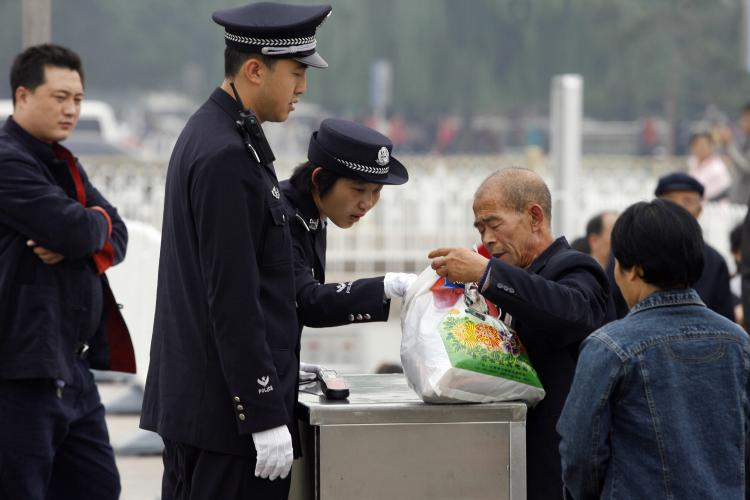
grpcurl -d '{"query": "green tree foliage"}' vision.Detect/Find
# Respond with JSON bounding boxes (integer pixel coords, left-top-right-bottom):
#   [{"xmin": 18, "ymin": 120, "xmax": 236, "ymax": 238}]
[{"xmin": 1, "ymin": 0, "xmax": 749, "ymax": 119}]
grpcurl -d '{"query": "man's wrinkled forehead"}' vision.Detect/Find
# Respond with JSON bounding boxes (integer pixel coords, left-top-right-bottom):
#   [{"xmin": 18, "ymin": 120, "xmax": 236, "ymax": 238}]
[
  {"xmin": 472, "ymin": 193, "xmax": 516, "ymax": 228},
  {"xmin": 473, "ymin": 213, "xmax": 501, "ymax": 229}
]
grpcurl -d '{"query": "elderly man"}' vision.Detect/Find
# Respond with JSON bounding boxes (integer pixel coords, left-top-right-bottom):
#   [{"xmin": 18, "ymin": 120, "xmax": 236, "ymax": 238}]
[
  {"xmin": 429, "ymin": 167, "xmax": 611, "ymax": 500},
  {"xmin": 655, "ymin": 172, "xmax": 733, "ymax": 320}
]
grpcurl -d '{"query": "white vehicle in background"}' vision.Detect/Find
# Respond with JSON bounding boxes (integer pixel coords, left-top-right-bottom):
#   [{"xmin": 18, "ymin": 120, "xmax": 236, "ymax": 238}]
[
  {"xmin": 0, "ymin": 98, "xmax": 132, "ymax": 156},
  {"xmin": 132, "ymin": 92, "xmax": 197, "ymax": 160},
  {"xmin": 130, "ymin": 93, "xmax": 330, "ymax": 162},
  {"xmin": 0, "ymin": 96, "xmax": 330, "ymax": 159}
]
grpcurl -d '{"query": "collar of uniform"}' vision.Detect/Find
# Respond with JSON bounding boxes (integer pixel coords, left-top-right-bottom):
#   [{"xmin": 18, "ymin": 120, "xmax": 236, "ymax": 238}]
[
  {"xmin": 3, "ymin": 116, "xmax": 57, "ymax": 165},
  {"xmin": 280, "ymin": 180, "xmax": 322, "ymax": 232},
  {"xmin": 209, "ymin": 86, "xmax": 243, "ymax": 121},
  {"xmin": 527, "ymin": 236, "xmax": 570, "ymax": 274}
]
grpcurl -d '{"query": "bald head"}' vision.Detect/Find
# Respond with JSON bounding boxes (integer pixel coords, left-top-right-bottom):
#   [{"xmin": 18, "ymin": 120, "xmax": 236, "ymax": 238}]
[
  {"xmin": 475, "ymin": 168, "xmax": 552, "ymax": 226},
  {"xmin": 472, "ymin": 168, "xmax": 554, "ymax": 268}
]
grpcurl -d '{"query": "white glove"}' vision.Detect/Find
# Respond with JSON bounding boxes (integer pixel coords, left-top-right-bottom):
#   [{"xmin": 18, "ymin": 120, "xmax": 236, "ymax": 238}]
[
  {"xmin": 251, "ymin": 425, "xmax": 293, "ymax": 480},
  {"xmin": 383, "ymin": 272, "xmax": 418, "ymax": 300},
  {"xmin": 299, "ymin": 362, "xmax": 320, "ymax": 382}
]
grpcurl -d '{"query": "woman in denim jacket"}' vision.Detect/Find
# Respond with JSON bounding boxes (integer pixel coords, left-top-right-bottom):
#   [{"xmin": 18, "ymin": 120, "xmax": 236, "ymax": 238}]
[{"xmin": 558, "ymin": 199, "xmax": 750, "ymax": 500}]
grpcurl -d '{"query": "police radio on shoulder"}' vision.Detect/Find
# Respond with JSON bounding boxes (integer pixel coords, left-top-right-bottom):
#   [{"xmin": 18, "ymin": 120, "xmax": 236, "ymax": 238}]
[{"xmin": 229, "ymin": 80, "xmax": 275, "ymax": 166}]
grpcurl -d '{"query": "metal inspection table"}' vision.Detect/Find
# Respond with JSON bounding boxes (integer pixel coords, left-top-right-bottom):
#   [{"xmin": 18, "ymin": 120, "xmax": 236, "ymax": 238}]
[{"xmin": 289, "ymin": 374, "xmax": 527, "ymax": 500}]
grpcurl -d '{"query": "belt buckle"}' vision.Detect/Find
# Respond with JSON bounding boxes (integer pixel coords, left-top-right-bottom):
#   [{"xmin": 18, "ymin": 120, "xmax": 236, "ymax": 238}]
[{"xmin": 75, "ymin": 342, "xmax": 90, "ymax": 359}]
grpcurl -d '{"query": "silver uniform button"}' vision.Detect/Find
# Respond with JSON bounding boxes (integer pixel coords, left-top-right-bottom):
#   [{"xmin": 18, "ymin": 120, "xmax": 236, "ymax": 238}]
[
  {"xmin": 233, "ymin": 396, "xmax": 241, "ymax": 402},
  {"xmin": 238, "ymin": 413, "xmax": 246, "ymax": 421},
  {"xmin": 356, "ymin": 314, "xmax": 363, "ymax": 321},
  {"xmin": 348, "ymin": 314, "xmax": 355, "ymax": 322},
  {"xmin": 364, "ymin": 313, "xmax": 371, "ymax": 320},
  {"xmin": 237, "ymin": 405, "xmax": 244, "ymax": 411}
]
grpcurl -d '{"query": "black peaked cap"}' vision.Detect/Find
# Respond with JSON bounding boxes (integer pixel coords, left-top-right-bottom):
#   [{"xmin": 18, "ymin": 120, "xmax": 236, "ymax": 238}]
[
  {"xmin": 212, "ymin": 2, "xmax": 332, "ymax": 68},
  {"xmin": 308, "ymin": 118, "xmax": 408, "ymax": 185}
]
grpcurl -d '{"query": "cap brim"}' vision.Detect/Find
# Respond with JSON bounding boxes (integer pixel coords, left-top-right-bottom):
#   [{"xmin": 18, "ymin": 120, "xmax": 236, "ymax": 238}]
[
  {"xmin": 294, "ymin": 52, "xmax": 328, "ymax": 68},
  {"xmin": 655, "ymin": 183, "xmax": 703, "ymax": 196},
  {"xmin": 374, "ymin": 159, "xmax": 409, "ymax": 185},
  {"xmin": 308, "ymin": 132, "xmax": 409, "ymax": 185}
]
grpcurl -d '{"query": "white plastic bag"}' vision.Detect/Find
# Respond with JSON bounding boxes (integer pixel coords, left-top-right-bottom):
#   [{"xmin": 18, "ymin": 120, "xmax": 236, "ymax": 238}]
[{"xmin": 400, "ymin": 266, "xmax": 545, "ymax": 405}]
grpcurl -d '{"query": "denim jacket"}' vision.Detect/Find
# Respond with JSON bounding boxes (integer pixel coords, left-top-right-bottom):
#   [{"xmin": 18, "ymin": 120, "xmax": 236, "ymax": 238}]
[{"xmin": 557, "ymin": 288, "xmax": 750, "ymax": 500}]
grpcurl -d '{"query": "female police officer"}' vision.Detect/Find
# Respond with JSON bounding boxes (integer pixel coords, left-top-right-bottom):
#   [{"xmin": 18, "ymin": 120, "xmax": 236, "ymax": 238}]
[{"xmin": 280, "ymin": 118, "xmax": 415, "ymax": 335}]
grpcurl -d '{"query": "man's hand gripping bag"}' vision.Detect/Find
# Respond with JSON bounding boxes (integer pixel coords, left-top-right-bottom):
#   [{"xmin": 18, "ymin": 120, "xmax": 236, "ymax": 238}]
[{"xmin": 400, "ymin": 266, "xmax": 545, "ymax": 404}]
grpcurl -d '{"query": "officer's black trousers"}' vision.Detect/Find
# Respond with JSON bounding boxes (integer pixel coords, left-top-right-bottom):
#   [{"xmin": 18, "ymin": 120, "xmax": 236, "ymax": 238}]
[
  {"xmin": 0, "ymin": 359, "xmax": 120, "ymax": 500},
  {"xmin": 162, "ymin": 438, "xmax": 292, "ymax": 500}
]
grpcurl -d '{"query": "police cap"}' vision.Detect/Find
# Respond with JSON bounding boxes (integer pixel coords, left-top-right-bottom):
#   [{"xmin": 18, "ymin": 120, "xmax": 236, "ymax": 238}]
[
  {"xmin": 308, "ymin": 118, "xmax": 409, "ymax": 185},
  {"xmin": 212, "ymin": 2, "xmax": 332, "ymax": 68}
]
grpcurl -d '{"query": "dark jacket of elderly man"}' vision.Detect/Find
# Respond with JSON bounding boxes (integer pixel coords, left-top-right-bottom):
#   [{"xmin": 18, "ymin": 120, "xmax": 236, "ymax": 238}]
[{"xmin": 429, "ymin": 168, "xmax": 611, "ymax": 500}]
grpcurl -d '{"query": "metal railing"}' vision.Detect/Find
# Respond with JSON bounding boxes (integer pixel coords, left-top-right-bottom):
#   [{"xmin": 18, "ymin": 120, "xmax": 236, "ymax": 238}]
[{"xmin": 82, "ymin": 153, "xmax": 746, "ymax": 274}]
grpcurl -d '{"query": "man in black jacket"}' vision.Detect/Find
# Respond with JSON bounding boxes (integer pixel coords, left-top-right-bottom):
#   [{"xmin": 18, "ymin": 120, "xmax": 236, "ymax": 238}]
[
  {"xmin": 429, "ymin": 167, "xmax": 611, "ymax": 500},
  {"xmin": 0, "ymin": 44, "xmax": 133, "ymax": 500},
  {"xmin": 140, "ymin": 3, "xmax": 332, "ymax": 499},
  {"xmin": 655, "ymin": 173, "xmax": 734, "ymax": 320},
  {"xmin": 608, "ymin": 172, "xmax": 735, "ymax": 321}
]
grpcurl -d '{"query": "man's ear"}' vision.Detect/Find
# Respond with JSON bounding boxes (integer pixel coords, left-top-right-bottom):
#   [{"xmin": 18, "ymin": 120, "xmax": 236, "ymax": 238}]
[
  {"xmin": 14, "ymin": 86, "xmax": 30, "ymax": 108},
  {"xmin": 528, "ymin": 204, "xmax": 545, "ymax": 231},
  {"xmin": 241, "ymin": 57, "xmax": 265, "ymax": 85}
]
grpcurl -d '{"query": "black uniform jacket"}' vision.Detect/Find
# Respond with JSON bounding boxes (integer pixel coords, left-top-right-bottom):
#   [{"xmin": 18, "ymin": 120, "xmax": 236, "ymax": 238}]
[
  {"xmin": 607, "ymin": 241, "xmax": 734, "ymax": 321},
  {"xmin": 140, "ymin": 88, "xmax": 300, "ymax": 457},
  {"xmin": 279, "ymin": 180, "xmax": 389, "ymax": 332},
  {"xmin": 0, "ymin": 118, "xmax": 133, "ymax": 382},
  {"xmin": 480, "ymin": 237, "xmax": 611, "ymax": 500}
]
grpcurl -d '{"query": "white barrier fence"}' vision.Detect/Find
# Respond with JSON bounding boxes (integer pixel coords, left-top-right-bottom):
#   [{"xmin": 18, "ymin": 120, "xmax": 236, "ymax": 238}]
[
  {"xmin": 89, "ymin": 154, "xmax": 748, "ymax": 378},
  {"xmin": 105, "ymin": 220, "xmax": 161, "ymax": 387},
  {"xmin": 84, "ymin": 153, "xmax": 746, "ymax": 274}
]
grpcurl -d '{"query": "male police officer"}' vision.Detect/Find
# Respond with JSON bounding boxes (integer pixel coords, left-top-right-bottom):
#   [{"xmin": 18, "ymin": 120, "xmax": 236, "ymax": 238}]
[
  {"xmin": 0, "ymin": 44, "xmax": 134, "ymax": 499},
  {"xmin": 140, "ymin": 3, "xmax": 332, "ymax": 498}
]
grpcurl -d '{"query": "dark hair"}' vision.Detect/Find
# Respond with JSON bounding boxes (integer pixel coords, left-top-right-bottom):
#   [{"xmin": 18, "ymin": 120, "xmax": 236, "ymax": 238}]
[
  {"xmin": 730, "ymin": 223, "xmax": 743, "ymax": 254},
  {"xmin": 570, "ymin": 236, "xmax": 591, "ymax": 254},
  {"xmin": 689, "ymin": 132, "xmax": 713, "ymax": 147},
  {"xmin": 224, "ymin": 47, "xmax": 278, "ymax": 77},
  {"xmin": 585, "ymin": 212, "xmax": 615, "ymax": 237},
  {"xmin": 10, "ymin": 44, "xmax": 84, "ymax": 105},
  {"xmin": 611, "ymin": 199, "xmax": 704, "ymax": 289},
  {"xmin": 374, "ymin": 363, "xmax": 403, "ymax": 374},
  {"xmin": 289, "ymin": 161, "xmax": 342, "ymax": 198}
]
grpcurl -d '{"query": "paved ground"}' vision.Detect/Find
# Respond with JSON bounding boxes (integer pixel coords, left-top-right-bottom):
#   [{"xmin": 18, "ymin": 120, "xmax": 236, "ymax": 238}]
[
  {"xmin": 100, "ymin": 383, "xmax": 163, "ymax": 500},
  {"xmin": 99, "ymin": 314, "xmax": 404, "ymax": 499}
]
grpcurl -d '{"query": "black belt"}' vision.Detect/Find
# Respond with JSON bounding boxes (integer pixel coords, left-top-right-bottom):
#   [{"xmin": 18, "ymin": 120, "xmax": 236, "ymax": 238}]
[{"xmin": 75, "ymin": 342, "xmax": 90, "ymax": 359}]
